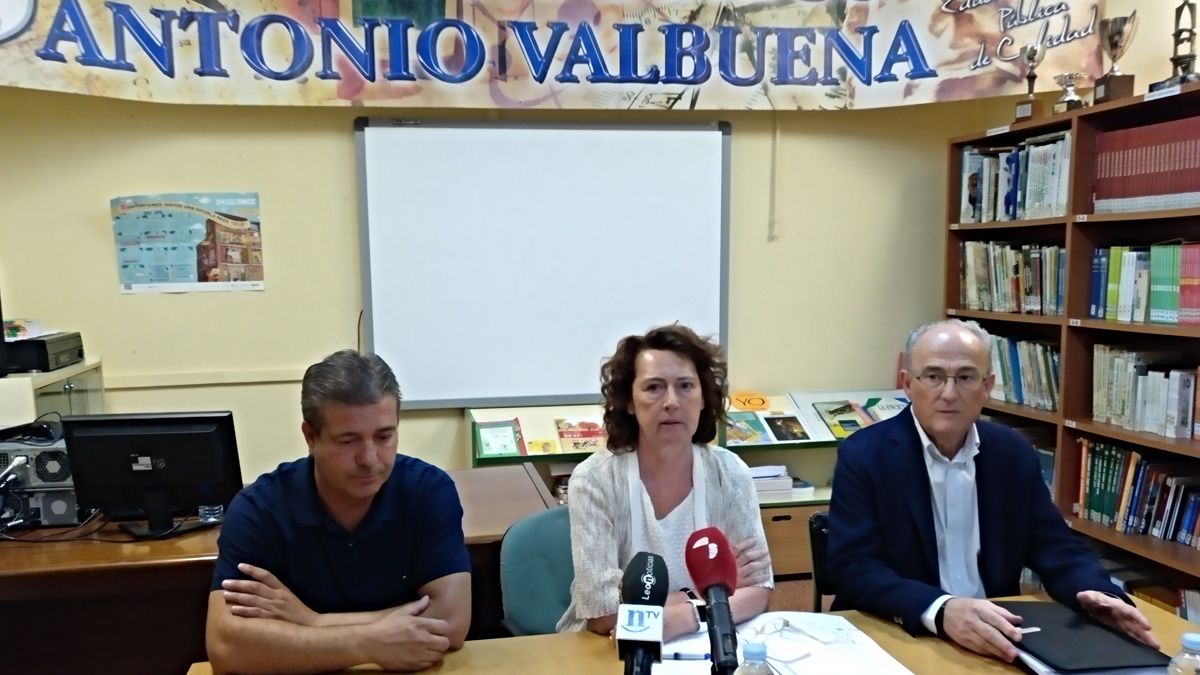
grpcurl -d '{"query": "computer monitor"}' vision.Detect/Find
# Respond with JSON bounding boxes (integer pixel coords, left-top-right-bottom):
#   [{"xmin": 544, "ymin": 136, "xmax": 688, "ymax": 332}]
[{"xmin": 63, "ymin": 411, "xmax": 243, "ymax": 539}]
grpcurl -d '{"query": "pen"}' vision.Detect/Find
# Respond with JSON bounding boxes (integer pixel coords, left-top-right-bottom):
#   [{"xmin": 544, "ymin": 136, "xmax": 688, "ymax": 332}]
[{"xmin": 665, "ymin": 652, "xmax": 709, "ymax": 660}]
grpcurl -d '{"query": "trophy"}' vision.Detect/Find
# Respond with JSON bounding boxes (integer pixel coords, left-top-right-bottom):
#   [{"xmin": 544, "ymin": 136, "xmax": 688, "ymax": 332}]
[
  {"xmin": 1053, "ymin": 73, "xmax": 1087, "ymax": 113},
  {"xmin": 1095, "ymin": 11, "xmax": 1137, "ymax": 103},
  {"xmin": 1014, "ymin": 41, "xmax": 1046, "ymax": 122},
  {"xmin": 1170, "ymin": 0, "xmax": 1199, "ymax": 84}
]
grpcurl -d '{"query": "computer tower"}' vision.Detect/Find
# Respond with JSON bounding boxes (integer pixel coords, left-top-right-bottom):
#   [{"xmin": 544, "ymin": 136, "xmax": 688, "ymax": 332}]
[{"xmin": 0, "ymin": 441, "xmax": 82, "ymax": 528}]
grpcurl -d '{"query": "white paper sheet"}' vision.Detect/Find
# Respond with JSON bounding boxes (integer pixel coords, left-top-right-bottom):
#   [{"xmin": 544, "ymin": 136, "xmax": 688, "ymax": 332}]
[{"xmin": 652, "ymin": 612, "xmax": 913, "ymax": 675}]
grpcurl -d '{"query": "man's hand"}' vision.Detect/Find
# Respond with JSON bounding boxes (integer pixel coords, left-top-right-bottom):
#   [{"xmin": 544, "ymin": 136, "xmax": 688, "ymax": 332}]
[
  {"xmin": 221, "ymin": 563, "xmax": 319, "ymax": 626},
  {"xmin": 1077, "ymin": 590, "xmax": 1160, "ymax": 649},
  {"xmin": 733, "ymin": 537, "xmax": 770, "ymax": 588},
  {"xmin": 362, "ymin": 596, "xmax": 453, "ymax": 672},
  {"xmin": 942, "ymin": 598, "xmax": 1023, "ymax": 662}
]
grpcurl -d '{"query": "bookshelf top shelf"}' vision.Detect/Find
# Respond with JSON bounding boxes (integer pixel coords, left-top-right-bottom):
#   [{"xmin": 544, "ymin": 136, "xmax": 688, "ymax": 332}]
[
  {"xmin": 950, "ymin": 217, "xmax": 1067, "ymax": 231},
  {"xmin": 1071, "ymin": 319, "xmax": 1200, "ymax": 339},
  {"xmin": 951, "ymin": 81, "xmax": 1200, "ymax": 146},
  {"xmin": 982, "ymin": 400, "xmax": 1061, "ymax": 425},
  {"xmin": 946, "ymin": 309, "xmax": 1064, "ymax": 326},
  {"xmin": 1074, "ymin": 207, "xmax": 1200, "ymax": 224}
]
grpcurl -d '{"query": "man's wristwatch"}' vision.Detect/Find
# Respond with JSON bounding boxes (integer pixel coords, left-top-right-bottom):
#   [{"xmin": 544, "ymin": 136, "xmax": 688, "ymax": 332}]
[
  {"xmin": 681, "ymin": 587, "xmax": 708, "ymax": 633},
  {"xmin": 934, "ymin": 603, "xmax": 948, "ymax": 638}
]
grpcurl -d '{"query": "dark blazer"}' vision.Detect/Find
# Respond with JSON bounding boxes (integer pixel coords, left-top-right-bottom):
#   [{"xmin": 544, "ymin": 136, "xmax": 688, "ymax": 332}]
[{"xmin": 826, "ymin": 407, "xmax": 1123, "ymax": 635}]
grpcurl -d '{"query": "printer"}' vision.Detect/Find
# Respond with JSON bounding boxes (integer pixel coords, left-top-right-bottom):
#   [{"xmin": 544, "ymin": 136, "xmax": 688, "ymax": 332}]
[{"xmin": 6, "ymin": 332, "xmax": 84, "ymax": 373}]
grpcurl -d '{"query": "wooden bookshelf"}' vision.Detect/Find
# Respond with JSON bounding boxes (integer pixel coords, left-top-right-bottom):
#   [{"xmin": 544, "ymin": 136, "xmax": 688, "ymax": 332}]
[
  {"xmin": 944, "ymin": 85, "xmax": 1200, "ymax": 578},
  {"xmin": 949, "ymin": 217, "xmax": 1067, "ymax": 231},
  {"xmin": 983, "ymin": 399, "xmax": 1061, "ymax": 425},
  {"xmin": 946, "ymin": 309, "xmax": 1064, "ymax": 326}
]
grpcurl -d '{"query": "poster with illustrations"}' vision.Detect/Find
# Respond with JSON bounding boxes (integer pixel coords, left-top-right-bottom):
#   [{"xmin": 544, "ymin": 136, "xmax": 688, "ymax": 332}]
[{"xmin": 111, "ymin": 192, "xmax": 264, "ymax": 293}]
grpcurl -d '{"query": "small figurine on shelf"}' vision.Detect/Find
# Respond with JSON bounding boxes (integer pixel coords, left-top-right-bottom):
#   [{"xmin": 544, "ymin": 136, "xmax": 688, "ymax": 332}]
[{"xmin": 1152, "ymin": 0, "xmax": 1199, "ymax": 90}]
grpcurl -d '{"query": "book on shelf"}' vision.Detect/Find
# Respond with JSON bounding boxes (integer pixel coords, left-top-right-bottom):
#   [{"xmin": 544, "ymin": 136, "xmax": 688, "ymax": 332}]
[
  {"xmin": 475, "ymin": 419, "xmax": 527, "ymax": 458},
  {"xmin": 724, "ymin": 410, "xmax": 814, "ymax": 445},
  {"xmin": 988, "ymin": 336, "xmax": 1059, "ymax": 411},
  {"xmin": 955, "ymin": 132, "xmax": 1070, "ymax": 225},
  {"xmin": 811, "ymin": 400, "xmax": 873, "ymax": 439},
  {"xmin": 861, "ymin": 397, "xmax": 907, "ymax": 423},
  {"xmin": 753, "ymin": 477, "xmax": 815, "ymax": 503},
  {"xmin": 1092, "ymin": 345, "xmax": 1197, "ymax": 438},
  {"xmin": 959, "ymin": 241, "xmax": 1064, "ymax": 315},
  {"xmin": 554, "ymin": 416, "xmax": 607, "ymax": 452},
  {"xmin": 1088, "ymin": 243, "xmax": 1198, "ymax": 324},
  {"xmin": 1093, "ymin": 115, "xmax": 1200, "ymax": 214}
]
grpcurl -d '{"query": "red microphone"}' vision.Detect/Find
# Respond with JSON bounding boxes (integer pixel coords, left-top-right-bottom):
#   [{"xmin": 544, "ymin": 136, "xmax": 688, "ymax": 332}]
[{"xmin": 685, "ymin": 527, "xmax": 739, "ymax": 674}]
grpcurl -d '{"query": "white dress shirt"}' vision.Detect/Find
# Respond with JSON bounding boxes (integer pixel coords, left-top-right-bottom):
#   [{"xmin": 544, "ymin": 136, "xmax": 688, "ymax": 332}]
[{"xmin": 912, "ymin": 410, "xmax": 986, "ymax": 634}]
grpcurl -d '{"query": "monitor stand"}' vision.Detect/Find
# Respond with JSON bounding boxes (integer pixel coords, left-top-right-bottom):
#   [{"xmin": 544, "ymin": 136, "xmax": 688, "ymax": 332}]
[
  {"xmin": 118, "ymin": 496, "xmax": 220, "ymax": 539},
  {"xmin": 119, "ymin": 518, "xmax": 218, "ymax": 540}
]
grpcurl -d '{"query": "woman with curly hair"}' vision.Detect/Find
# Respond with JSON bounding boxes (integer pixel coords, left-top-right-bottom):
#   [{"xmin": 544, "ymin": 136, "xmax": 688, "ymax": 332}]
[{"xmin": 556, "ymin": 324, "xmax": 773, "ymax": 638}]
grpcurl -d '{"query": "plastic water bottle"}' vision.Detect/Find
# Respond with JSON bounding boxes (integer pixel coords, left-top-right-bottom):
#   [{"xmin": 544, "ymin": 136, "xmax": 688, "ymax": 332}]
[
  {"xmin": 198, "ymin": 504, "xmax": 224, "ymax": 523},
  {"xmin": 733, "ymin": 642, "xmax": 771, "ymax": 675},
  {"xmin": 1169, "ymin": 633, "xmax": 1200, "ymax": 675}
]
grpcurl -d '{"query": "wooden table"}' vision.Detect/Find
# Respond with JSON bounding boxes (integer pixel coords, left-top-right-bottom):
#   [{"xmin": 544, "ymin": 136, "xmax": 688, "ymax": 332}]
[
  {"xmin": 187, "ymin": 597, "xmax": 1194, "ymax": 674},
  {"xmin": 0, "ymin": 463, "xmax": 551, "ymax": 675}
]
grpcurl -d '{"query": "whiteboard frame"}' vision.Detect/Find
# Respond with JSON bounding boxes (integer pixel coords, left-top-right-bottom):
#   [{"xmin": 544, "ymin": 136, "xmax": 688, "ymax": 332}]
[{"xmin": 355, "ymin": 118, "xmax": 731, "ymax": 410}]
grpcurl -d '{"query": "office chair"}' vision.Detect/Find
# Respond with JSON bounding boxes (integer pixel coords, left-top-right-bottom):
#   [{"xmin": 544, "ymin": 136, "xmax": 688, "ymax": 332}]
[
  {"xmin": 809, "ymin": 510, "xmax": 832, "ymax": 613},
  {"xmin": 499, "ymin": 505, "xmax": 574, "ymax": 635}
]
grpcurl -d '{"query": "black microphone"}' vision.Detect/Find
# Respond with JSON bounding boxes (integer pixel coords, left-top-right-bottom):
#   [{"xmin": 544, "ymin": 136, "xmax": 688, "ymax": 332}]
[
  {"xmin": 615, "ymin": 551, "xmax": 669, "ymax": 675},
  {"xmin": 685, "ymin": 527, "xmax": 739, "ymax": 675}
]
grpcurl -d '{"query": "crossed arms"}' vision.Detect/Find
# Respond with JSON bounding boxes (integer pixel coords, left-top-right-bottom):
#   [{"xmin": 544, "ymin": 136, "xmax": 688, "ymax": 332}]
[{"xmin": 205, "ymin": 565, "xmax": 471, "ymax": 674}]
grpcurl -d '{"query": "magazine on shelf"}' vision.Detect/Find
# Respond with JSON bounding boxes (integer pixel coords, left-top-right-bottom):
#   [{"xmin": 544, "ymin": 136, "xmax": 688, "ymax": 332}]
[
  {"xmin": 475, "ymin": 419, "xmax": 526, "ymax": 458},
  {"xmin": 724, "ymin": 409, "xmax": 814, "ymax": 446},
  {"xmin": 811, "ymin": 400, "xmax": 874, "ymax": 439},
  {"xmin": 787, "ymin": 389, "xmax": 910, "ymax": 442},
  {"xmin": 554, "ymin": 416, "xmax": 607, "ymax": 452}
]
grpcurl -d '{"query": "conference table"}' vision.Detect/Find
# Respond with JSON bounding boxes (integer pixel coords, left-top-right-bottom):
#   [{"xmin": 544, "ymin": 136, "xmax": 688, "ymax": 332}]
[
  {"xmin": 185, "ymin": 597, "xmax": 1193, "ymax": 674},
  {"xmin": 0, "ymin": 463, "xmax": 553, "ymax": 675}
]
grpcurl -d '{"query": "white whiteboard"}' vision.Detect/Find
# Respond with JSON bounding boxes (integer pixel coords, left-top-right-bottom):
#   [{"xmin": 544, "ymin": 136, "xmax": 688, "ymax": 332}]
[{"xmin": 356, "ymin": 121, "xmax": 729, "ymax": 409}]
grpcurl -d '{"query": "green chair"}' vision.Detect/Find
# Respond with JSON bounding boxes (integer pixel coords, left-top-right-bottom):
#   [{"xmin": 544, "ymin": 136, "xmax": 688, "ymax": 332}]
[{"xmin": 499, "ymin": 505, "xmax": 574, "ymax": 635}]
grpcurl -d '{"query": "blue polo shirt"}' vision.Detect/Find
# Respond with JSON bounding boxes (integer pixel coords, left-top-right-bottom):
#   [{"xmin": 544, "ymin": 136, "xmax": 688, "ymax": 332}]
[{"xmin": 210, "ymin": 454, "xmax": 470, "ymax": 614}]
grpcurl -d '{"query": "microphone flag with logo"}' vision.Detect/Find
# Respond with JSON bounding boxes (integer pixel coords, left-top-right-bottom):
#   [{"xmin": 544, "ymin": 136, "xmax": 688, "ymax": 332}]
[
  {"xmin": 616, "ymin": 551, "xmax": 669, "ymax": 675},
  {"xmin": 685, "ymin": 527, "xmax": 740, "ymax": 675}
]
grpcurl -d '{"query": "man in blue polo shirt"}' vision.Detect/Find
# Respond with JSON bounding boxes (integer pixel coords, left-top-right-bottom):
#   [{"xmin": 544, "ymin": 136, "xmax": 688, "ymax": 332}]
[{"xmin": 205, "ymin": 350, "xmax": 471, "ymax": 674}]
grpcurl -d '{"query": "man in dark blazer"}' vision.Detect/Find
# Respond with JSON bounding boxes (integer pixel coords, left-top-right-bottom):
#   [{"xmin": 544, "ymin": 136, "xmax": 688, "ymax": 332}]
[{"xmin": 827, "ymin": 320, "xmax": 1157, "ymax": 663}]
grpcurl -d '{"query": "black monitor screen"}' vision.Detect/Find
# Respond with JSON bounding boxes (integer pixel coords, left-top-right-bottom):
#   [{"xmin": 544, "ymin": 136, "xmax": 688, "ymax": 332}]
[{"xmin": 63, "ymin": 411, "xmax": 243, "ymax": 539}]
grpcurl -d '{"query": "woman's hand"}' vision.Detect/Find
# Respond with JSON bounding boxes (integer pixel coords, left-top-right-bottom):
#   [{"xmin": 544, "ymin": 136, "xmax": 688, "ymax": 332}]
[{"xmin": 733, "ymin": 537, "xmax": 771, "ymax": 588}]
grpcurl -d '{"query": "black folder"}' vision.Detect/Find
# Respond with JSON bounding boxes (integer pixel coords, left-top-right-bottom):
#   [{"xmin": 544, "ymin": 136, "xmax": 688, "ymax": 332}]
[{"xmin": 992, "ymin": 601, "xmax": 1171, "ymax": 672}]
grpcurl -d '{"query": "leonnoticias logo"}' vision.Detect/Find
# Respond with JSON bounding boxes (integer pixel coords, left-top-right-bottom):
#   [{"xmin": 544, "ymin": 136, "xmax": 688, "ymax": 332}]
[
  {"xmin": 0, "ymin": 0, "xmax": 35, "ymax": 44},
  {"xmin": 639, "ymin": 556, "xmax": 655, "ymax": 602}
]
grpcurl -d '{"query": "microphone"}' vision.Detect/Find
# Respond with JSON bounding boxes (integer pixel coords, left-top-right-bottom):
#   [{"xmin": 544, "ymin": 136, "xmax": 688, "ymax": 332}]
[
  {"xmin": 685, "ymin": 527, "xmax": 739, "ymax": 675},
  {"xmin": 615, "ymin": 551, "xmax": 669, "ymax": 675}
]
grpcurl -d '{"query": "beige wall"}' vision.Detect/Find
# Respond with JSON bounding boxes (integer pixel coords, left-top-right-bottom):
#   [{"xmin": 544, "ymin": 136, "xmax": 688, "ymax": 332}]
[{"xmin": 0, "ymin": 0, "xmax": 1175, "ymax": 481}]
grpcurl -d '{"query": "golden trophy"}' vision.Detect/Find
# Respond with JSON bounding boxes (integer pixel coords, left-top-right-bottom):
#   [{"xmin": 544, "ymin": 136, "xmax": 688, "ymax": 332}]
[
  {"xmin": 1014, "ymin": 41, "xmax": 1047, "ymax": 122},
  {"xmin": 1095, "ymin": 11, "xmax": 1138, "ymax": 103}
]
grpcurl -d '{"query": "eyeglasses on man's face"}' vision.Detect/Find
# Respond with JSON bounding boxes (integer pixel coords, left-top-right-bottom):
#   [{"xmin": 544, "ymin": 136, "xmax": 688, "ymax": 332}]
[{"xmin": 913, "ymin": 371, "xmax": 984, "ymax": 391}]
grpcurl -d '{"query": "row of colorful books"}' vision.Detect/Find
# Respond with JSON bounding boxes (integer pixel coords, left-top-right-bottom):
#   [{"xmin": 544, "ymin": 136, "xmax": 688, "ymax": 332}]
[
  {"xmin": 475, "ymin": 416, "xmax": 607, "ymax": 458},
  {"xmin": 959, "ymin": 241, "xmax": 1064, "ymax": 315},
  {"xmin": 726, "ymin": 391, "xmax": 909, "ymax": 447},
  {"xmin": 1094, "ymin": 115, "xmax": 1200, "ymax": 214},
  {"xmin": 473, "ymin": 390, "xmax": 913, "ymax": 457},
  {"xmin": 956, "ymin": 131, "xmax": 1071, "ymax": 224},
  {"xmin": 1089, "ymin": 243, "xmax": 1200, "ymax": 325},
  {"xmin": 988, "ymin": 337, "xmax": 1060, "ymax": 412},
  {"xmin": 1092, "ymin": 345, "xmax": 1197, "ymax": 440},
  {"xmin": 1076, "ymin": 437, "xmax": 1200, "ymax": 549}
]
